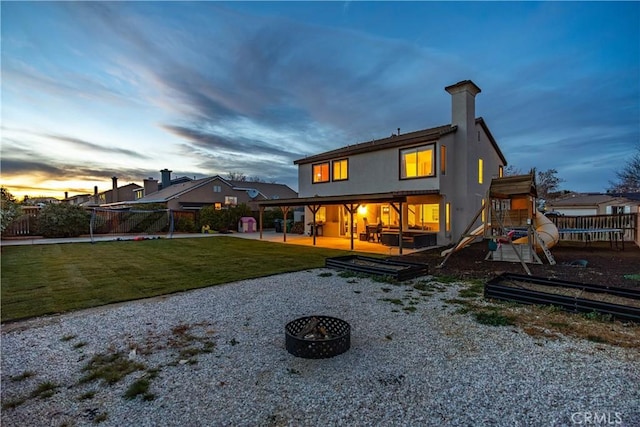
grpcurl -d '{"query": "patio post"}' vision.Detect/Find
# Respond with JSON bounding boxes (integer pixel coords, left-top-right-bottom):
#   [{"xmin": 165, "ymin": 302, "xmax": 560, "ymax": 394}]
[
  {"xmin": 308, "ymin": 204, "xmax": 322, "ymax": 246},
  {"xmin": 259, "ymin": 206, "xmax": 264, "ymax": 239}
]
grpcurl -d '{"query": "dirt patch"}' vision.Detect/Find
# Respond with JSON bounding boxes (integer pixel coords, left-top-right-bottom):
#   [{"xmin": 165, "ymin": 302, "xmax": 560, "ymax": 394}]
[{"xmin": 394, "ymin": 241, "xmax": 640, "ymax": 289}]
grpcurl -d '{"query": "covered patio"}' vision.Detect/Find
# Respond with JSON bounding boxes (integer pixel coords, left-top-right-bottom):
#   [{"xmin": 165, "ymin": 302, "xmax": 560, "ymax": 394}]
[
  {"xmin": 231, "ymin": 230, "xmax": 422, "ymax": 255},
  {"xmin": 257, "ymin": 192, "xmax": 439, "ymax": 254}
]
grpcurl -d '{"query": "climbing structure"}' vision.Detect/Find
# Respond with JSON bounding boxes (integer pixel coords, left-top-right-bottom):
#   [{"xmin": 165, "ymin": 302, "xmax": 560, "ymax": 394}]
[{"xmin": 439, "ymin": 172, "xmax": 558, "ymax": 274}]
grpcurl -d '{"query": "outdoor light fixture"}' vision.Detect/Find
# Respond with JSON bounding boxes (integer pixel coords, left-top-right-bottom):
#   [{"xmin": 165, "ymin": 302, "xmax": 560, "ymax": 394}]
[{"xmin": 358, "ymin": 205, "xmax": 367, "ymax": 215}]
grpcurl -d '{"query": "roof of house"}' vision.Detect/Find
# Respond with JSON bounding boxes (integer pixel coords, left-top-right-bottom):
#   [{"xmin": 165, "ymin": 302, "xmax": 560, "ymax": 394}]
[
  {"xmin": 100, "ymin": 183, "xmax": 142, "ymax": 195},
  {"xmin": 547, "ymin": 193, "xmax": 640, "ymax": 207},
  {"xmin": 228, "ymin": 180, "xmax": 298, "ymax": 200},
  {"xmin": 133, "ymin": 175, "xmax": 297, "ymax": 204},
  {"xmin": 293, "ymin": 118, "xmax": 507, "ymax": 166}
]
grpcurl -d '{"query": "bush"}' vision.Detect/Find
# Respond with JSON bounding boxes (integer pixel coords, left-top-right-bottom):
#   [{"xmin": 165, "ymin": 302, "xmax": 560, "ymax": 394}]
[
  {"xmin": 37, "ymin": 204, "xmax": 91, "ymax": 238},
  {"xmin": 198, "ymin": 203, "xmax": 252, "ymax": 232},
  {"xmin": 174, "ymin": 216, "xmax": 196, "ymax": 233},
  {"xmin": 0, "ymin": 187, "xmax": 20, "ymax": 234}
]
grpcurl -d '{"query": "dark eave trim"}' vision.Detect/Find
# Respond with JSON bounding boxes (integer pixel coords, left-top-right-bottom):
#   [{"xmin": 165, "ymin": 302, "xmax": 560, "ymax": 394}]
[{"xmin": 294, "ymin": 125, "xmax": 456, "ymax": 165}]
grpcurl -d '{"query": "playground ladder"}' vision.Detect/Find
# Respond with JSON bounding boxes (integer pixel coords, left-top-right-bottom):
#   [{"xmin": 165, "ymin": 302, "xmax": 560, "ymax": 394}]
[{"xmin": 531, "ymin": 228, "xmax": 556, "ymax": 265}]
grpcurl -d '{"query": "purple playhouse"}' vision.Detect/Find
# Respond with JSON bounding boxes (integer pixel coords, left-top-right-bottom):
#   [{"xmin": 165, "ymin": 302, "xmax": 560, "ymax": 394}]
[{"xmin": 238, "ymin": 217, "xmax": 257, "ymax": 233}]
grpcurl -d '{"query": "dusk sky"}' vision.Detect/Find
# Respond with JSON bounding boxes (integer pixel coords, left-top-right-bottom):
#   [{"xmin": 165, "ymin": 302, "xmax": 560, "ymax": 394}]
[{"xmin": 2, "ymin": 1, "xmax": 638, "ymax": 199}]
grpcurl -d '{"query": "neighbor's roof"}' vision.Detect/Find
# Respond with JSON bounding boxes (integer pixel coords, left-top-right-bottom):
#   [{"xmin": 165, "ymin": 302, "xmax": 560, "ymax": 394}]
[
  {"xmin": 133, "ymin": 175, "xmax": 297, "ymax": 204},
  {"xmin": 547, "ymin": 193, "xmax": 640, "ymax": 207},
  {"xmin": 228, "ymin": 180, "xmax": 298, "ymax": 200},
  {"xmin": 294, "ymin": 118, "xmax": 507, "ymax": 166},
  {"xmin": 134, "ymin": 176, "xmax": 216, "ymax": 203}
]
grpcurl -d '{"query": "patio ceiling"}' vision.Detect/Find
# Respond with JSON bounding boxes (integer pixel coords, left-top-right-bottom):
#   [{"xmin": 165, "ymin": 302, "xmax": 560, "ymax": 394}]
[{"xmin": 257, "ymin": 190, "xmax": 444, "ymax": 208}]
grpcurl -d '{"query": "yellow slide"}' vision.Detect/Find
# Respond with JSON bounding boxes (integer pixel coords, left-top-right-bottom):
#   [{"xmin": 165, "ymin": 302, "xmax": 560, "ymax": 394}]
[
  {"xmin": 512, "ymin": 211, "xmax": 559, "ymax": 251},
  {"xmin": 440, "ymin": 224, "xmax": 485, "ymax": 257}
]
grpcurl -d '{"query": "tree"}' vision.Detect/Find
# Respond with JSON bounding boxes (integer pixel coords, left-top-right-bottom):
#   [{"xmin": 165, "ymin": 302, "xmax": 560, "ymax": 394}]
[
  {"xmin": 608, "ymin": 146, "xmax": 640, "ymax": 193},
  {"xmin": 536, "ymin": 169, "xmax": 564, "ymax": 199},
  {"xmin": 227, "ymin": 172, "xmax": 247, "ymax": 182},
  {"xmin": 1, "ymin": 187, "xmax": 20, "ymax": 234},
  {"xmin": 502, "ymin": 165, "xmax": 524, "ymax": 176}
]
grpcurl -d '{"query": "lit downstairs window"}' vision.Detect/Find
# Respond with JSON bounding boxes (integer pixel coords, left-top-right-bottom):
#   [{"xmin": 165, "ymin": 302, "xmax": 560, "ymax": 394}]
[
  {"xmin": 332, "ymin": 159, "xmax": 348, "ymax": 181},
  {"xmin": 312, "ymin": 162, "xmax": 330, "ymax": 183},
  {"xmin": 400, "ymin": 145, "xmax": 434, "ymax": 179},
  {"xmin": 445, "ymin": 203, "xmax": 451, "ymax": 232}
]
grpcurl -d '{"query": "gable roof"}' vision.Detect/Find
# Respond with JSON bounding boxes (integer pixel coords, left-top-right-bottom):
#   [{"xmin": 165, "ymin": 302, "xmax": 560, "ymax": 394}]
[
  {"xmin": 293, "ymin": 118, "xmax": 507, "ymax": 166},
  {"xmin": 131, "ymin": 175, "xmax": 297, "ymax": 204},
  {"xmin": 294, "ymin": 124, "xmax": 456, "ymax": 165},
  {"xmin": 547, "ymin": 193, "xmax": 640, "ymax": 208},
  {"xmin": 476, "ymin": 117, "xmax": 507, "ymax": 166},
  {"xmin": 227, "ymin": 180, "xmax": 298, "ymax": 200},
  {"xmin": 134, "ymin": 176, "xmax": 216, "ymax": 203}
]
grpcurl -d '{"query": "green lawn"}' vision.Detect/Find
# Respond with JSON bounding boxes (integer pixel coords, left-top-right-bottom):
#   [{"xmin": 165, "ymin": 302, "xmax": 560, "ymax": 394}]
[{"xmin": 1, "ymin": 237, "xmax": 350, "ymax": 322}]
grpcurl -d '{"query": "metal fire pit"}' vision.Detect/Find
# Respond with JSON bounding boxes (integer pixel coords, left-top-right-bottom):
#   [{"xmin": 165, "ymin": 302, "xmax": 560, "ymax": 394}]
[{"xmin": 285, "ymin": 316, "xmax": 350, "ymax": 359}]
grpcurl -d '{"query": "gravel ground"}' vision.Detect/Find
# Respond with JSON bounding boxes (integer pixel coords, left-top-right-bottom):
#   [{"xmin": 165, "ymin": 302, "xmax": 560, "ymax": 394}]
[{"xmin": 2, "ymin": 269, "xmax": 639, "ymax": 427}]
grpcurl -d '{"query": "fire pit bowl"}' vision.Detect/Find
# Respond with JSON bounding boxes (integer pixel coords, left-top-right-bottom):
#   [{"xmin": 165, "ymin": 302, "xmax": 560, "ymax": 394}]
[{"xmin": 285, "ymin": 316, "xmax": 351, "ymax": 359}]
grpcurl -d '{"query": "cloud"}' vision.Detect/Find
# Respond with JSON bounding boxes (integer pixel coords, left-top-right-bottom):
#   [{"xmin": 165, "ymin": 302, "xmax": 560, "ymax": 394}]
[
  {"xmin": 45, "ymin": 134, "xmax": 149, "ymax": 159},
  {"xmin": 2, "ymin": 2, "xmax": 637, "ymax": 196}
]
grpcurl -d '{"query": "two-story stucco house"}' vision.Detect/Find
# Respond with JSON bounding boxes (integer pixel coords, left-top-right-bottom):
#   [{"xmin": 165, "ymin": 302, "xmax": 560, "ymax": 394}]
[
  {"xmin": 260, "ymin": 80, "xmax": 507, "ymax": 250},
  {"xmin": 124, "ymin": 174, "xmax": 297, "ymax": 212}
]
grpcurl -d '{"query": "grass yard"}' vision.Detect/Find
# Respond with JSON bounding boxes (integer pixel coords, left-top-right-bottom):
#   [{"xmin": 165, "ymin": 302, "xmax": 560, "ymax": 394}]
[{"xmin": 1, "ymin": 237, "xmax": 349, "ymax": 322}]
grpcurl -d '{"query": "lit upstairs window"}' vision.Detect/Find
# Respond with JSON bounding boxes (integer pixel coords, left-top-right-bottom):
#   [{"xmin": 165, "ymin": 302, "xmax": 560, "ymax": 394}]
[
  {"xmin": 478, "ymin": 158, "xmax": 484, "ymax": 184},
  {"xmin": 312, "ymin": 162, "xmax": 330, "ymax": 183},
  {"xmin": 332, "ymin": 159, "xmax": 348, "ymax": 181},
  {"xmin": 400, "ymin": 145, "xmax": 434, "ymax": 179},
  {"xmin": 498, "ymin": 165, "xmax": 504, "ymax": 178}
]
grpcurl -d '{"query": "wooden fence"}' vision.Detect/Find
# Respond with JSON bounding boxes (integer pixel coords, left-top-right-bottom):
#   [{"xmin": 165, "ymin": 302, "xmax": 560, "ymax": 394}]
[
  {"xmin": 3, "ymin": 207, "xmax": 41, "ymax": 237},
  {"xmin": 549, "ymin": 213, "xmax": 638, "ymax": 245}
]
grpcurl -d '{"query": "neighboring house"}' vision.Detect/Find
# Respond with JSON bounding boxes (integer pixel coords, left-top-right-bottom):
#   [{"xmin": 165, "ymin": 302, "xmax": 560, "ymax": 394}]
[
  {"xmin": 98, "ymin": 177, "xmax": 142, "ymax": 205},
  {"xmin": 260, "ymin": 80, "xmax": 507, "ymax": 247},
  {"xmin": 23, "ymin": 196, "xmax": 61, "ymax": 206},
  {"xmin": 134, "ymin": 169, "xmax": 194, "ymax": 200},
  {"xmin": 128, "ymin": 175, "xmax": 297, "ymax": 211},
  {"xmin": 547, "ymin": 193, "xmax": 640, "ymax": 216},
  {"xmin": 63, "ymin": 193, "xmax": 93, "ymax": 206}
]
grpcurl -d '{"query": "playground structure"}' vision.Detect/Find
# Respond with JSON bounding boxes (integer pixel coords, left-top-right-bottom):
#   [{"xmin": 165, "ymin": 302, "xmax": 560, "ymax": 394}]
[{"xmin": 440, "ymin": 173, "xmax": 559, "ymax": 274}]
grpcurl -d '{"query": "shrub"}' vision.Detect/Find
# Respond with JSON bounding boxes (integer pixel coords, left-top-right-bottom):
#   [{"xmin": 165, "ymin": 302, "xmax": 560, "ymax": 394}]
[
  {"xmin": 0, "ymin": 187, "xmax": 20, "ymax": 234},
  {"xmin": 36, "ymin": 204, "xmax": 91, "ymax": 238},
  {"xmin": 174, "ymin": 216, "xmax": 196, "ymax": 233},
  {"xmin": 198, "ymin": 203, "xmax": 252, "ymax": 232}
]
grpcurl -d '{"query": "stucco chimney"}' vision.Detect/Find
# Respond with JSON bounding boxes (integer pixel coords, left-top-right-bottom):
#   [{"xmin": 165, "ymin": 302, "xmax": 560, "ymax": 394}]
[
  {"xmin": 445, "ymin": 80, "xmax": 480, "ymax": 136},
  {"xmin": 111, "ymin": 176, "xmax": 118, "ymax": 203},
  {"xmin": 444, "ymin": 80, "xmax": 482, "ymax": 241},
  {"xmin": 143, "ymin": 177, "xmax": 159, "ymax": 196},
  {"xmin": 160, "ymin": 169, "xmax": 172, "ymax": 189}
]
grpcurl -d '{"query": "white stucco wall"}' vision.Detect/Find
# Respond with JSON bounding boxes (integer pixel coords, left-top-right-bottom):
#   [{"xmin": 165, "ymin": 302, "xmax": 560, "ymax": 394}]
[{"xmin": 297, "ymin": 144, "xmax": 442, "ymax": 198}]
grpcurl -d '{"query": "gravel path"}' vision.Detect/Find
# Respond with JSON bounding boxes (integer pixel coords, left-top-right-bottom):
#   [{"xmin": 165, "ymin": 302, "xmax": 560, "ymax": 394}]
[{"xmin": 2, "ymin": 269, "xmax": 639, "ymax": 426}]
